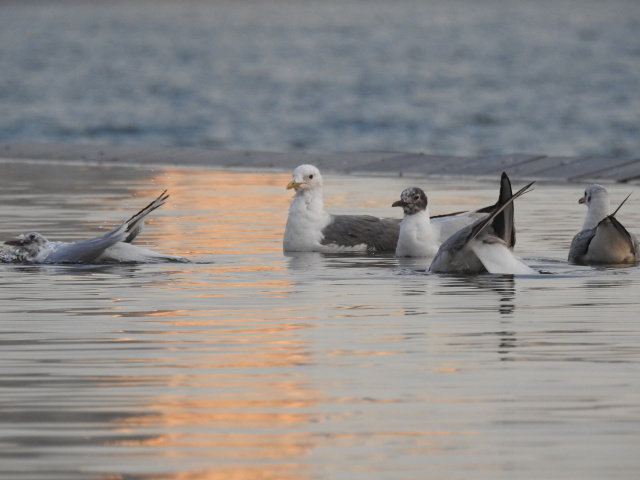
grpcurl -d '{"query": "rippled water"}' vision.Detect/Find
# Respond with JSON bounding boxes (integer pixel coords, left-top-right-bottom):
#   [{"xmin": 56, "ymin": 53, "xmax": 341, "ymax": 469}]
[
  {"xmin": 1, "ymin": 0, "xmax": 640, "ymax": 157},
  {"xmin": 1, "ymin": 160, "xmax": 639, "ymax": 479}
]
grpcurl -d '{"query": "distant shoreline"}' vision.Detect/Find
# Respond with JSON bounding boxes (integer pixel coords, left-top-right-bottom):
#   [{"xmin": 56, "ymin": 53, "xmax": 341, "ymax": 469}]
[{"xmin": 1, "ymin": 141, "xmax": 639, "ymax": 184}]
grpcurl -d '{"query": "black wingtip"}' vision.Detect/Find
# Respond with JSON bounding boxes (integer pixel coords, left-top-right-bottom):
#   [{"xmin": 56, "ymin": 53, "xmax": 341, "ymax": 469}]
[
  {"xmin": 124, "ymin": 190, "xmax": 171, "ymax": 233},
  {"xmin": 611, "ymin": 192, "xmax": 632, "ymax": 218},
  {"xmin": 469, "ymin": 179, "xmax": 534, "ymax": 244},
  {"xmin": 492, "ymin": 172, "xmax": 515, "ymax": 247}
]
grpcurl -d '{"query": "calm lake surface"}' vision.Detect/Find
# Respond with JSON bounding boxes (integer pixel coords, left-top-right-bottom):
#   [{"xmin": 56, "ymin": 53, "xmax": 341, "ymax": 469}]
[
  {"xmin": 1, "ymin": 0, "xmax": 640, "ymax": 157},
  {"xmin": 1, "ymin": 160, "xmax": 639, "ymax": 479}
]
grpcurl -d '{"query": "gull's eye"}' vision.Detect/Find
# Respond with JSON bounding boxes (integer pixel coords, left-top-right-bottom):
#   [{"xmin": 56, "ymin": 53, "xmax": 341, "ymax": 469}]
[
  {"xmin": 414, "ymin": 194, "xmax": 420, "ymax": 201},
  {"xmin": 587, "ymin": 195, "xmax": 591, "ymax": 203},
  {"xmin": 308, "ymin": 174, "xmax": 314, "ymax": 180}
]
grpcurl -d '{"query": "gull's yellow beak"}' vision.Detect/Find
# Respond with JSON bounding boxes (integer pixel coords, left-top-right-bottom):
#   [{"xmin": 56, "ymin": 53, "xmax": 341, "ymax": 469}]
[{"xmin": 286, "ymin": 181, "xmax": 303, "ymax": 190}]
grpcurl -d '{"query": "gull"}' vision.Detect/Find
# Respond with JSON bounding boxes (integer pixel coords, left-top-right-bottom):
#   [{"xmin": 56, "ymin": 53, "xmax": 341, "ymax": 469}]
[
  {"xmin": 283, "ymin": 164, "xmax": 400, "ymax": 252},
  {"xmin": 392, "ymin": 187, "xmax": 438, "ymax": 257},
  {"xmin": 283, "ymin": 164, "xmax": 493, "ymax": 253},
  {"xmin": 4, "ymin": 191, "xmax": 188, "ymax": 264},
  {"xmin": 568, "ymin": 184, "xmax": 639, "ymax": 265},
  {"xmin": 429, "ymin": 173, "xmax": 536, "ymax": 275},
  {"xmin": 392, "ymin": 187, "xmax": 497, "ymax": 257}
]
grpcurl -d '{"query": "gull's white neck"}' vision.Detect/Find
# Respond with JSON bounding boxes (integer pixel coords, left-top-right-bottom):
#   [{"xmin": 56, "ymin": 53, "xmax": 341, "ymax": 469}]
[
  {"xmin": 283, "ymin": 188, "xmax": 331, "ymax": 251},
  {"xmin": 396, "ymin": 208, "xmax": 439, "ymax": 257},
  {"xmin": 583, "ymin": 195, "xmax": 610, "ymax": 230}
]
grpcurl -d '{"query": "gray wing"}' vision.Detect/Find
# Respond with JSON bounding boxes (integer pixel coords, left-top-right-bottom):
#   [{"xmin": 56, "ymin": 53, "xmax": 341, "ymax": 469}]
[
  {"xmin": 43, "ymin": 223, "xmax": 131, "ymax": 263},
  {"xmin": 44, "ymin": 191, "xmax": 170, "ymax": 264},
  {"xmin": 609, "ymin": 216, "xmax": 640, "ymax": 260},
  {"xmin": 429, "ymin": 216, "xmax": 489, "ymax": 273},
  {"xmin": 570, "ymin": 215, "xmax": 639, "ymax": 265},
  {"xmin": 604, "ymin": 195, "xmax": 639, "ymax": 263},
  {"xmin": 568, "ymin": 228, "xmax": 596, "ymax": 264},
  {"xmin": 569, "ymin": 215, "xmax": 639, "ymax": 265},
  {"xmin": 321, "ymin": 215, "xmax": 400, "ymax": 252}
]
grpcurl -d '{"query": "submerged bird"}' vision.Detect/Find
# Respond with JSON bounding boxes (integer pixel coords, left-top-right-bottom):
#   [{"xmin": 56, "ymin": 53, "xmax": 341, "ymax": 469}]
[
  {"xmin": 568, "ymin": 184, "xmax": 639, "ymax": 265},
  {"xmin": 4, "ymin": 191, "xmax": 188, "ymax": 264},
  {"xmin": 392, "ymin": 187, "xmax": 497, "ymax": 257},
  {"xmin": 283, "ymin": 164, "xmax": 493, "ymax": 253},
  {"xmin": 429, "ymin": 173, "xmax": 536, "ymax": 275}
]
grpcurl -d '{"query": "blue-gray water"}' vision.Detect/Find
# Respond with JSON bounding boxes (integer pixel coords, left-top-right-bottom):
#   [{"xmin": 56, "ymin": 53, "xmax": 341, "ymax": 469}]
[
  {"xmin": 1, "ymin": 0, "xmax": 640, "ymax": 157},
  {"xmin": 1, "ymin": 160, "xmax": 640, "ymax": 479}
]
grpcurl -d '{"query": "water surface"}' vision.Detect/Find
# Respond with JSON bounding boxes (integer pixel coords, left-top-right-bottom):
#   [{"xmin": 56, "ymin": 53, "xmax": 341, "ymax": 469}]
[
  {"xmin": 1, "ymin": 0, "xmax": 640, "ymax": 156},
  {"xmin": 1, "ymin": 161, "xmax": 639, "ymax": 479}
]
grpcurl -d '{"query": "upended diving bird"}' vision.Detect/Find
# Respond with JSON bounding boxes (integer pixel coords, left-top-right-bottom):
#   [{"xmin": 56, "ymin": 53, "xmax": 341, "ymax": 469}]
[
  {"xmin": 283, "ymin": 164, "xmax": 495, "ymax": 253},
  {"xmin": 568, "ymin": 184, "xmax": 639, "ymax": 265},
  {"xmin": 429, "ymin": 173, "xmax": 536, "ymax": 275},
  {"xmin": 4, "ymin": 191, "xmax": 188, "ymax": 264}
]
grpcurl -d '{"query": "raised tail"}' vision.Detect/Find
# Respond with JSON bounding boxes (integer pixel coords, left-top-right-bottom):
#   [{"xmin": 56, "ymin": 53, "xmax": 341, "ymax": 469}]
[
  {"xmin": 124, "ymin": 190, "xmax": 170, "ymax": 243},
  {"xmin": 611, "ymin": 192, "xmax": 632, "ymax": 218},
  {"xmin": 490, "ymin": 172, "xmax": 516, "ymax": 248},
  {"xmin": 468, "ymin": 178, "xmax": 534, "ymax": 245}
]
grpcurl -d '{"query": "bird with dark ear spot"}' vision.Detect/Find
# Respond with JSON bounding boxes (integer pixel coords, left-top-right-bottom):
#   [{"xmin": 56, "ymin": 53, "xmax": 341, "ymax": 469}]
[{"xmin": 392, "ymin": 187, "xmax": 438, "ymax": 257}]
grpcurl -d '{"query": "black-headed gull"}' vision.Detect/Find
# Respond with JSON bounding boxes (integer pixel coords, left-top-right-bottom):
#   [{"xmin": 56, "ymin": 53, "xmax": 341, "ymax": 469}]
[
  {"xmin": 391, "ymin": 186, "xmax": 499, "ymax": 258},
  {"xmin": 4, "ymin": 191, "xmax": 188, "ymax": 264},
  {"xmin": 391, "ymin": 187, "xmax": 438, "ymax": 257},
  {"xmin": 568, "ymin": 184, "xmax": 639, "ymax": 265},
  {"xmin": 429, "ymin": 173, "xmax": 535, "ymax": 275}
]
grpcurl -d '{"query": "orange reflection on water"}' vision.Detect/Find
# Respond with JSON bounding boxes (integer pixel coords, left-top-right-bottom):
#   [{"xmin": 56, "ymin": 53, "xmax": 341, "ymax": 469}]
[
  {"xmin": 131, "ymin": 168, "xmax": 292, "ymax": 256},
  {"xmin": 105, "ymin": 368, "xmax": 321, "ymax": 476},
  {"xmin": 103, "ymin": 462, "xmax": 308, "ymax": 480},
  {"xmin": 104, "ymin": 291, "xmax": 322, "ymax": 476},
  {"xmin": 95, "ymin": 168, "xmax": 465, "ymax": 479}
]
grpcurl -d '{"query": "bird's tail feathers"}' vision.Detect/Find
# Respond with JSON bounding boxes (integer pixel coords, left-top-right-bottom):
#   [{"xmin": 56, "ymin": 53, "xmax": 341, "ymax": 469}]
[
  {"xmin": 123, "ymin": 190, "xmax": 170, "ymax": 243},
  {"xmin": 611, "ymin": 192, "xmax": 632, "ymax": 218},
  {"xmin": 490, "ymin": 172, "xmax": 516, "ymax": 247},
  {"xmin": 469, "ymin": 179, "xmax": 534, "ymax": 244}
]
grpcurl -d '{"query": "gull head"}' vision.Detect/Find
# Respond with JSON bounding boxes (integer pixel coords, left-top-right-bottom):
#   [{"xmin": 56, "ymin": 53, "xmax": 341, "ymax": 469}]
[
  {"xmin": 5, "ymin": 232, "xmax": 49, "ymax": 257},
  {"xmin": 580, "ymin": 184, "xmax": 609, "ymax": 209},
  {"xmin": 286, "ymin": 164, "xmax": 323, "ymax": 193},
  {"xmin": 392, "ymin": 187, "xmax": 428, "ymax": 215},
  {"xmin": 579, "ymin": 184, "xmax": 612, "ymax": 230}
]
